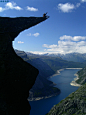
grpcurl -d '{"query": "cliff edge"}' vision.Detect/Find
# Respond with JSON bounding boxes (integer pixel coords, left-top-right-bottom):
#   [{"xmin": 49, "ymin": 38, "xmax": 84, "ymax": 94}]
[{"xmin": 0, "ymin": 16, "xmax": 48, "ymax": 115}]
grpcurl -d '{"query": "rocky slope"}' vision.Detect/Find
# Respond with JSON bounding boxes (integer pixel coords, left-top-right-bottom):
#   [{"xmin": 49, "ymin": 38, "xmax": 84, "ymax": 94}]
[
  {"xmin": 46, "ymin": 67, "xmax": 86, "ymax": 115},
  {"xmin": 0, "ymin": 16, "xmax": 48, "ymax": 115}
]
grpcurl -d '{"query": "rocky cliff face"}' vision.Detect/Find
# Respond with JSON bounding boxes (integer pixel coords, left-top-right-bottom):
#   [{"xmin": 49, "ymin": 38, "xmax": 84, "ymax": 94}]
[{"xmin": 0, "ymin": 16, "xmax": 48, "ymax": 115}]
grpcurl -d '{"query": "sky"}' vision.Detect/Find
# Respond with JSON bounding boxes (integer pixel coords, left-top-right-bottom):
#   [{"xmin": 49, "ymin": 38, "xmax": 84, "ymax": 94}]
[{"xmin": 0, "ymin": 0, "xmax": 86, "ymax": 54}]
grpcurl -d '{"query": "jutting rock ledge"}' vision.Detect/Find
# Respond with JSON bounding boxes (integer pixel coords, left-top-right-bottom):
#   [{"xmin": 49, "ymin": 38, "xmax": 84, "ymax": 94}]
[{"xmin": 0, "ymin": 16, "xmax": 48, "ymax": 115}]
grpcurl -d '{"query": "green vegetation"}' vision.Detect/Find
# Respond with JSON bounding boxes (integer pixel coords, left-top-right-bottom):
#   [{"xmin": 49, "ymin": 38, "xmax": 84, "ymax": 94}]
[
  {"xmin": 31, "ymin": 86, "xmax": 60, "ymax": 98},
  {"xmin": 41, "ymin": 56, "xmax": 86, "ymax": 72},
  {"xmin": 15, "ymin": 49, "xmax": 86, "ymax": 100},
  {"xmin": 46, "ymin": 66, "xmax": 86, "ymax": 115},
  {"xmin": 76, "ymin": 67, "xmax": 86, "ymax": 85}
]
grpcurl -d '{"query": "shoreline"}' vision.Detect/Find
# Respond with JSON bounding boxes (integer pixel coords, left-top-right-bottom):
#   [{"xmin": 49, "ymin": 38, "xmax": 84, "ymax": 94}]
[
  {"xmin": 66, "ymin": 68, "xmax": 82, "ymax": 69},
  {"xmin": 48, "ymin": 69, "xmax": 64, "ymax": 78},
  {"xmin": 48, "ymin": 68, "xmax": 82, "ymax": 79},
  {"xmin": 70, "ymin": 73, "xmax": 82, "ymax": 87},
  {"xmin": 28, "ymin": 92, "xmax": 60, "ymax": 101},
  {"xmin": 66, "ymin": 68, "xmax": 82, "ymax": 87},
  {"xmin": 49, "ymin": 68, "xmax": 82, "ymax": 87},
  {"xmin": 29, "ymin": 68, "xmax": 82, "ymax": 101}
]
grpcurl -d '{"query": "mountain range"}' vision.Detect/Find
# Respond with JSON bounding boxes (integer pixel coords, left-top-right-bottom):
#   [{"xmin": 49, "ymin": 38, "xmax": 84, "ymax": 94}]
[
  {"xmin": 26, "ymin": 52, "xmax": 86, "ymax": 62},
  {"xmin": 15, "ymin": 50, "xmax": 86, "ymax": 100}
]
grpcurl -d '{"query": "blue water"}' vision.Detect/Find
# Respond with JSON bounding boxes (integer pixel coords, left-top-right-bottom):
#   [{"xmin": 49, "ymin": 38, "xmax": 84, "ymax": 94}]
[{"xmin": 29, "ymin": 69, "xmax": 81, "ymax": 115}]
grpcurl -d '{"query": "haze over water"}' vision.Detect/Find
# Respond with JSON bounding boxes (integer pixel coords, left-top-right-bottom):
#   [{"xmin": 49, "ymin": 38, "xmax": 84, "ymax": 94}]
[{"xmin": 30, "ymin": 69, "xmax": 81, "ymax": 115}]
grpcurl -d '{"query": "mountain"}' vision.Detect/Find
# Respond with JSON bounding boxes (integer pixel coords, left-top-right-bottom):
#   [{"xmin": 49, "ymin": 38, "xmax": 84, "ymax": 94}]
[
  {"xmin": 15, "ymin": 49, "xmax": 61, "ymax": 100},
  {"xmin": 26, "ymin": 52, "xmax": 86, "ymax": 72},
  {"xmin": 76, "ymin": 67, "xmax": 86, "ymax": 85},
  {"xmin": 0, "ymin": 16, "xmax": 48, "ymax": 115},
  {"xmin": 61, "ymin": 53, "xmax": 86, "ymax": 62},
  {"xmin": 46, "ymin": 66, "xmax": 86, "ymax": 115},
  {"xmin": 40, "ymin": 56, "xmax": 86, "ymax": 72},
  {"xmin": 37, "ymin": 52, "xmax": 86, "ymax": 62},
  {"xmin": 15, "ymin": 50, "xmax": 86, "ymax": 101}
]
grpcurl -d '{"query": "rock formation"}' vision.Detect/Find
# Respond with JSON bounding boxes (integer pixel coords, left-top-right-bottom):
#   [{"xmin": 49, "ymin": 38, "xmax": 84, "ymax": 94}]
[{"xmin": 0, "ymin": 16, "xmax": 48, "ymax": 115}]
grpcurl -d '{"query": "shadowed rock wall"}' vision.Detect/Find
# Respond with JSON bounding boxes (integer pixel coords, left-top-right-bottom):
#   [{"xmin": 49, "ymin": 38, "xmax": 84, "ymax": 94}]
[{"xmin": 0, "ymin": 16, "xmax": 48, "ymax": 115}]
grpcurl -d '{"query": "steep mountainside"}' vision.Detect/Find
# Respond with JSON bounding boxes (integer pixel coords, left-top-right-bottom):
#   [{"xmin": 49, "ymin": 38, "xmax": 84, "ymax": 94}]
[
  {"xmin": 46, "ymin": 67, "xmax": 86, "ymax": 115},
  {"xmin": 46, "ymin": 82, "xmax": 86, "ymax": 115},
  {"xmin": 15, "ymin": 49, "xmax": 61, "ymax": 100},
  {"xmin": 0, "ymin": 16, "xmax": 48, "ymax": 115},
  {"xmin": 76, "ymin": 67, "xmax": 86, "ymax": 85},
  {"xmin": 15, "ymin": 50, "xmax": 86, "ymax": 100},
  {"xmin": 26, "ymin": 52, "xmax": 86, "ymax": 72},
  {"xmin": 41, "ymin": 56, "xmax": 86, "ymax": 72}
]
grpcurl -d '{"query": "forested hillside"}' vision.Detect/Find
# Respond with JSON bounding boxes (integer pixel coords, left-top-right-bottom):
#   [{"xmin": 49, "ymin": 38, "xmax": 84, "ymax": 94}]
[{"xmin": 46, "ymin": 66, "xmax": 86, "ymax": 115}]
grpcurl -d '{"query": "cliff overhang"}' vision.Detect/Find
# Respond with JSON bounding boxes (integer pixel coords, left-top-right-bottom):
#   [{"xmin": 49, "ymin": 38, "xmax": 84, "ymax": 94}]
[{"xmin": 0, "ymin": 16, "xmax": 48, "ymax": 115}]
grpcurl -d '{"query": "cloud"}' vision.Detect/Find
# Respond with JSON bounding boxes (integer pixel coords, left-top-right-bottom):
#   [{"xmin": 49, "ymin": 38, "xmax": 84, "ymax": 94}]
[
  {"xmin": 81, "ymin": 0, "xmax": 86, "ymax": 2},
  {"xmin": 27, "ymin": 33, "xmax": 31, "ymax": 36},
  {"xmin": 60, "ymin": 35, "xmax": 86, "ymax": 41},
  {"xmin": 27, "ymin": 33, "xmax": 40, "ymax": 37},
  {"xmin": 58, "ymin": 3, "xmax": 75, "ymax": 13},
  {"xmin": 42, "ymin": 35, "xmax": 86, "ymax": 54},
  {"xmin": 29, "ymin": 51, "xmax": 47, "ymax": 55},
  {"xmin": 5, "ymin": 2, "xmax": 22, "ymax": 10},
  {"xmin": 57, "ymin": 3, "xmax": 81, "ymax": 13},
  {"xmin": 26, "ymin": 6, "xmax": 38, "ymax": 11},
  {"xmin": 43, "ymin": 44, "xmax": 49, "ymax": 48},
  {"xmin": 18, "ymin": 41, "xmax": 24, "ymax": 44},
  {"xmin": 0, "ymin": 2, "xmax": 22, "ymax": 12},
  {"xmin": 76, "ymin": 3, "xmax": 81, "ymax": 7},
  {"xmin": 33, "ymin": 33, "xmax": 40, "ymax": 37},
  {"xmin": 43, "ymin": 44, "xmax": 58, "ymax": 48},
  {"xmin": 0, "ymin": 7, "xmax": 5, "ymax": 12}
]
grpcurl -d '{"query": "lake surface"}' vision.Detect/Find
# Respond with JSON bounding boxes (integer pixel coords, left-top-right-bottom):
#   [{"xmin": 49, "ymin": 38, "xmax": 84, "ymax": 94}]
[{"xmin": 29, "ymin": 69, "xmax": 81, "ymax": 115}]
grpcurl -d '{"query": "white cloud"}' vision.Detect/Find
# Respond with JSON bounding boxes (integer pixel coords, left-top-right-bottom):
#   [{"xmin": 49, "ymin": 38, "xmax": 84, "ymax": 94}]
[
  {"xmin": 81, "ymin": 0, "xmax": 86, "ymax": 2},
  {"xmin": 0, "ymin": 2, "xmax": 22, "ymax": 12},
  {"xmin": 58, "ymin": 3, "xmax": 75, "ymax": 13},
  {"xmin": 27, "ymin": 33, "xmax": 32, "ymax": 36},
  {"xmin": 57, "ymin": 2, "xmax": 81, "ymax": 13},
  {"xmin": 43, "ymin": 44, "xmax": 58, "ymax": 48},
  {"xmin": 42, "ymin": 35, "xmax": 86, "ymax": 54},
  {"xmin": 33, "ymin": 33, "xmax": 40, "ymax": 37},
  {"xmin": 26, "ymin": 6, "xmax": 38, "ymax": 11},
  {"xmin": 18, "ymin": 41, "xmax": 24, "ymax": 44},
  {"xmin": 29, "ymin": 51, "xmax": 47, "ymax": 55},
  {"xmin": 43, "ymin": 44, "xmax": 49, "ymax": 48},
  {"xmin": 27, "ymin": 33, "xmax": 40, "ymax": 37},
  {"xmin": 0, "ymin": 7, "xmax": 5, "ymax": 12},
  {"xmin": 76, "ymin": 3, "xmax": 81, "ymax": 7},
  {"xmin": 60, "ymin": 35, "xmax": 86, "ymax": 41},
  {"xmin": 5, "ymin": 2, "xmax": 22, "ymax": 10}
]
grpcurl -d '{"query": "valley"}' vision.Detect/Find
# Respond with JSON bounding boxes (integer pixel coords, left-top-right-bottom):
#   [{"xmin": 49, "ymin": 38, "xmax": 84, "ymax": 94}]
[{"xmin": 15, "ymin": 50, "xmax": 86, "ymax": 101}]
